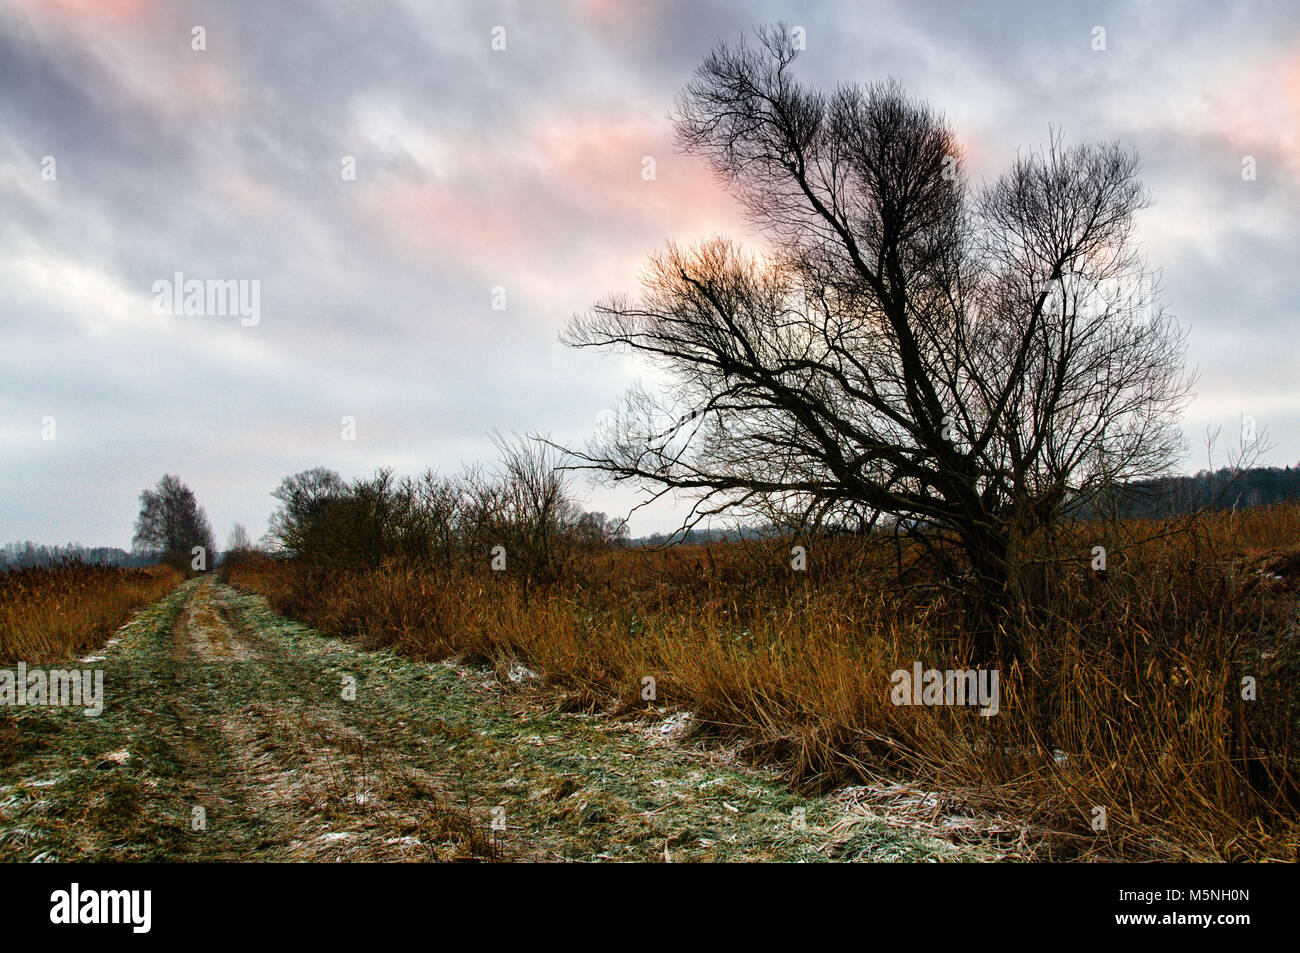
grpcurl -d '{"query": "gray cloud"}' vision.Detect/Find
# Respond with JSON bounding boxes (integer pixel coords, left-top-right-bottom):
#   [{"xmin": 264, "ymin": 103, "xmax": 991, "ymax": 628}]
[{"xmin": 1, "ymin": 0, "xmax": 1297, "ymax": 546}]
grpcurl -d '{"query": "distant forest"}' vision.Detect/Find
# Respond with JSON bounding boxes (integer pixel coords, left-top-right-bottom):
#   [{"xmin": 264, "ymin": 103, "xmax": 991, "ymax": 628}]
[
  {"xmin": 1095, "ymin": 464, "xmax": 1300, "ymax": 519},
  {"xmin": 634, "ymin": 464, "xmax": 1300, "ymax": 544},
  {"xmin": 0, "ymin": 541, "xmax": 154, "ymax": 571},
  {"xmin": 4, "ymin": 465, "xmax": 1300, "ymax": 566}
]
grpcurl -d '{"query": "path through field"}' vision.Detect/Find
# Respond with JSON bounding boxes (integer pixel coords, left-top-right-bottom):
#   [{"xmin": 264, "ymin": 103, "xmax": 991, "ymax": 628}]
[{"xmin": 0, "ymin": 579, "xmax": 974, "ymax": 862}]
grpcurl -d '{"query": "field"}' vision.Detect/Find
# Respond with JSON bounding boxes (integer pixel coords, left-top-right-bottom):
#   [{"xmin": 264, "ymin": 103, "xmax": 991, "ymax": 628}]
[
  {"xmin": 0, "ymin": 563, "xmax": 182, "ymax": 665},
  {"xmin": 225, "ymin": 503, "xmax": 1300, "ymax": 861},
  {"xmin": 1, "ymin": 578, "xmax": 967, "ymax": 861},
  {"xmin": 3, "ymin": 505, "xmax": 1297, "ymax": 862}
]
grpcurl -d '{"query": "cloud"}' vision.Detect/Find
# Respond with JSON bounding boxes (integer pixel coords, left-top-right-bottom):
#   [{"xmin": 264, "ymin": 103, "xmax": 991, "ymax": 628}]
[
  {"xmin": 16, "ymin": 0, "xmax": 150, "ymax": 21},
  {"xmin": 1, "ymin": 0, "xmax": 1298, "ymax": 546}
]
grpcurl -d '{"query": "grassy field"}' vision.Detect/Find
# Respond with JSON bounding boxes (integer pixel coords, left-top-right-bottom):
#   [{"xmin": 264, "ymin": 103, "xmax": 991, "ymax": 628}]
[
  {"xmin": 0, "ymin": 578, "xmax": 968, "ymax": 861},
  {"xmin": 3, "ymin": 504, "xmax": 1297, "ymax": 861},
  {"xmin": 225, "ymin": 504, "xmax": 1300, "ymax": 861}
]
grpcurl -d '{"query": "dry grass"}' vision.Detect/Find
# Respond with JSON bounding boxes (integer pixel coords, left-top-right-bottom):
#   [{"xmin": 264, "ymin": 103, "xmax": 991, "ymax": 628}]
[
  {"xmin": 226, "ymin": 503, "xmax": 1300, "ymax": 861},
  {"xmin": 0, "ymin": 562, "xmax": 184, "ymax": 664}
]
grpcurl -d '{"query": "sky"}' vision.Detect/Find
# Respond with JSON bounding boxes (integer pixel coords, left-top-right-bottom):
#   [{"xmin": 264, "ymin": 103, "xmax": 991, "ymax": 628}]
[{"xmin": 1, "ymin": 0, "xmax": 1298, "ymax": 548}]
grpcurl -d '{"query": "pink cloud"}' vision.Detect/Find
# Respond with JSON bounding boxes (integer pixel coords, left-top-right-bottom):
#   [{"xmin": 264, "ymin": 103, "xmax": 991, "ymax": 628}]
[
  {"xmin": 377, "ymin": 182, "xmax": 524, "ymax": 256},
  {"xmin": 361, "ymin": 113, "xmax": 750, "ymax": 275},
  {"xmin": 1216, "ymin": 50, "xmax": 1300, "ymax": 177},
  {"xmin": 19, "ymin": 0, "xmax": 149, "ymax": 20},
  {"xmin": 528, "ymin": 115, "xmax": 745, "ymax": 236}
]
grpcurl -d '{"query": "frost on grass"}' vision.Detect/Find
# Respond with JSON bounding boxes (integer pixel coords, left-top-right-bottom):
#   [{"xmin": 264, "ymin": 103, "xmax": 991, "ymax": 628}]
[
  {"xmin": 0, "ymin": 579, "xmax": 995, "ymax": 862},
  {"xmin": 647, "ymin": 710, "xmax": 694, "ymax": 744}
]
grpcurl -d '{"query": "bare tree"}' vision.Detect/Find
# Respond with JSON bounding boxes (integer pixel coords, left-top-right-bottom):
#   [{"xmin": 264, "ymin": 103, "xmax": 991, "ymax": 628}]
[
  {"xmin": 265, "ymin": 467, "xmax": 347, "ymax": 556},
  {"xmin": 132, "ymin": 474, "xmax": 216, "ymax": 570},
  {"xmin": 225, "ymin": 524, "xmax": 253, "ymax": 553},
  {"xmin": 562, "ymin": 26, "xmax": 1191, "ymax": 653},
  {"xmin": 487, "ymin": 431, "xmax": 581, "ymax": 582}
]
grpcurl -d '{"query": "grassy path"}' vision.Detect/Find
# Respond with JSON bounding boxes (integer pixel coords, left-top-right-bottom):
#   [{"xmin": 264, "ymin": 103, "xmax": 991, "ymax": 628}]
[{"xmin": 0, "ymin": 578, "xmax": 964, "ymax": 862}]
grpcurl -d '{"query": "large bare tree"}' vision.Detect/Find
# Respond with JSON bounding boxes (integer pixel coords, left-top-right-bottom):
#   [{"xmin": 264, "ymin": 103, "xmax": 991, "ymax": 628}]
[
  {"xmin": 132, "ymin": 474, "xmax": 216, "ymax": 571},
  {"xmin": 563, "ymin": 26, "xmax": 1191, "ymax": 648}
]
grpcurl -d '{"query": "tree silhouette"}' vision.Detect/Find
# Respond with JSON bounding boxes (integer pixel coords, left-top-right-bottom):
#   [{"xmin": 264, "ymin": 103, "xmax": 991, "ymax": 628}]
[
  {"xmin": 132, "ymin": 474, "xmax": 215, "ymax": 571},
  {"xmin": 563, "ymin": 25, "xmax": 1191, "ymax": 654}
]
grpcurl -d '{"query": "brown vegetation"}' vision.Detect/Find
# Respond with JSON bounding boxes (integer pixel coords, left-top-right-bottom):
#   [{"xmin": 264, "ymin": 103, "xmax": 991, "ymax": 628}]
[
  {"xmin": 0, "ymin": 563, "xmax": 184, "ymax": 665},
  {"xmin": 226, "ymin": 502, "xmax": 1300, "ymax": 861}
]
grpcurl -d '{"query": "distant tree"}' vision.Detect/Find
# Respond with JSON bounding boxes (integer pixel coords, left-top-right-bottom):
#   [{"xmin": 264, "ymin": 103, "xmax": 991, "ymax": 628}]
[
  {"xmin": 217, "ymin": 523, "xmax": 258, "ymax": 570},
  {"xmin": 572, "ymin": 511, "xmax": 630, "ymax": 549},
  {"xmin": 132, "ymin": 474, "xmax": 216, "ymax": 571},
  {"xmin": 263, "ymin": 441, "xmax": 615, "ymax": 581},
  {"xmin": 225, "ymin": 524, "xmax": 253, "ymax": 553}
]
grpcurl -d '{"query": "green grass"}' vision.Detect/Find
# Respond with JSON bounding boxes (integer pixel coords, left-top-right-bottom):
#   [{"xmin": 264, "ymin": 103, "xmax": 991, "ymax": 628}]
[{"xmin": 0, "ymin": 579, "xmax": 977, "ymax": 862}]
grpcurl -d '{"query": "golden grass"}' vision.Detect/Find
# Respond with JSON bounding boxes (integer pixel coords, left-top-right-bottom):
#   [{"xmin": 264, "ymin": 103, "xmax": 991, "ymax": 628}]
[
  {"xmin": 227, "ymin": 503, "xmax": 1300, "ymax": 861},
  {"xmin": 0, "ymin": 563, "xmax": 184, "ymax": 665}
]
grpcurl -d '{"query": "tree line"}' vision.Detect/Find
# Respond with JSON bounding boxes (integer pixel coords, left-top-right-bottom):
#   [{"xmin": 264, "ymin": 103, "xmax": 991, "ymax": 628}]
[
  {"xmin": 7, "ymin": 461, "xmax": 1296, "ymax": 574},
  {"xmin": 0, "ymin": 542, "xmax": 153, "ymax": 571},
  {"xmin": 1102, "ymin": 465, "xmax": 1300, "ymax": 518},
  {"xmin": 256, "ymin": 434, "xmax": 627, "ymax": 584}
]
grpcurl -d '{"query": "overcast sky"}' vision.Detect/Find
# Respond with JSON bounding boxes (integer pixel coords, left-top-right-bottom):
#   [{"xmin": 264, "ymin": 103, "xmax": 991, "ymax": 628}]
[{"xmin": 2, "ymin": 0, "xmax": 1298, "ymax": 548}]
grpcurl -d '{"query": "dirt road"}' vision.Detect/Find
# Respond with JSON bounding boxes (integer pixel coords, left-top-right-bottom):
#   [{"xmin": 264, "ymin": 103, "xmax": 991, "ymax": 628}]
[{"xmin": 0, "ymin": 578, "xmax": 972, "ymax": 862}]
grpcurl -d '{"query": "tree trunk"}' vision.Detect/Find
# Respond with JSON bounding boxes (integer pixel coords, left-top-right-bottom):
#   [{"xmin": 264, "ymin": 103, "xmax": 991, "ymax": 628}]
[{"xmin": 962, "ymin": 526, "xmax": 1019, "ymax": 661}]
